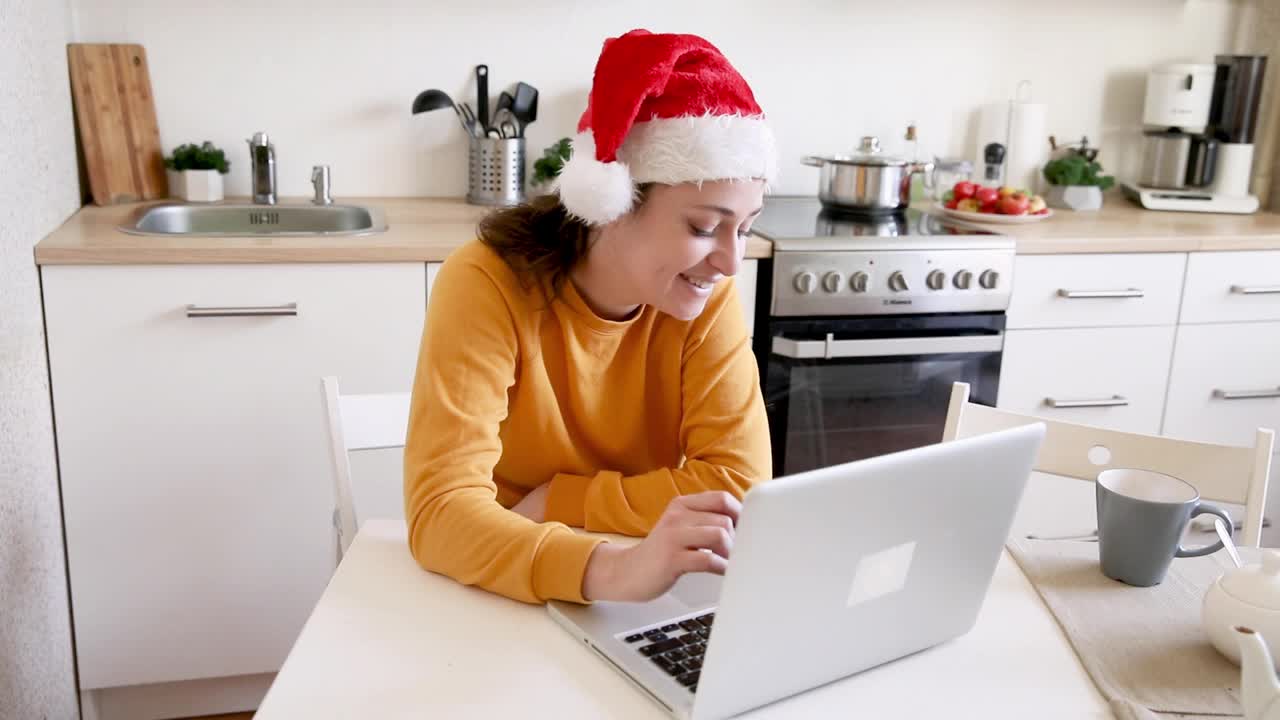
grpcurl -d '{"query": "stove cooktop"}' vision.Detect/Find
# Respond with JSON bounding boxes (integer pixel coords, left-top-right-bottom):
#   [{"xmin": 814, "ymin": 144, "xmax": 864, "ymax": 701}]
[{"xmin": 750, "ymin": 197, "xmax": 1004, "ymax": 251}]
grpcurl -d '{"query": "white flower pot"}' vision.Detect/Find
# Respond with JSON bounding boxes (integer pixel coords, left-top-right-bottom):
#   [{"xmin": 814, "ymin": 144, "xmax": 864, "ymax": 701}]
[
  {"xmin": 168, "ymin": 169, "xmax": 225, "ymax": 203},
  {"xmin": 1045, "ymin": 185, "xmax": 1103, "ymax": 211}
]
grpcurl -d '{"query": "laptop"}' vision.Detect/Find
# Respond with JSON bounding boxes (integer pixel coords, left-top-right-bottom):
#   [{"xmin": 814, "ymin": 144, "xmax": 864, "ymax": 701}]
[{"xmin": 547, "ymin": 422, "xmax": 1045, "ymax": 720}]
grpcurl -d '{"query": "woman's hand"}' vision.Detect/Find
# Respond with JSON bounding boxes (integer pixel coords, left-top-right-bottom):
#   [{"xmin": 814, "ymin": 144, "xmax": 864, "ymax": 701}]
[
  {"xmin": 581, "ymin": 491, "xmax": 741, "ymax": 602},
  {"xmin": 510, "ymin": 483, "xmax": 549, "ymax": 523}
]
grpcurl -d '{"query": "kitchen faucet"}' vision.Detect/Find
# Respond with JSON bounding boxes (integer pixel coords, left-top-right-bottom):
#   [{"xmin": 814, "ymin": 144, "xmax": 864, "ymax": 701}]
[{"xmin": 247, "ymin": 131, "xmax": 277, "ymax": 205}]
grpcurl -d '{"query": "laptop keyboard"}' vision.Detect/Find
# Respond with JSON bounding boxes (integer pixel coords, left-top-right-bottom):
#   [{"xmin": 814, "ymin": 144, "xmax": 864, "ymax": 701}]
[{"xmin": 622, "ymin": 612, "xmax": 715, "ymax": 693}]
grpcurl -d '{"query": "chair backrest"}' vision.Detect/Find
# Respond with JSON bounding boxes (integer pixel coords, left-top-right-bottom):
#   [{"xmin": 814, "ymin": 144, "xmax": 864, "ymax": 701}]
[
  {"xmin": 942, "ymin": 382, "xmax": 1275, "ymax": 546},
  {"xmin": 321, "ymin": 376, "xmax": 411, "ymax": 558}
]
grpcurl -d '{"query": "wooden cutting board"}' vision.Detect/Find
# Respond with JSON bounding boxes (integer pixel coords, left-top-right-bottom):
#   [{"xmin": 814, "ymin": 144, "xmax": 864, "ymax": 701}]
[{"xmin": 68, "ymin": 43, "xmax": 168, "ymax": 205}]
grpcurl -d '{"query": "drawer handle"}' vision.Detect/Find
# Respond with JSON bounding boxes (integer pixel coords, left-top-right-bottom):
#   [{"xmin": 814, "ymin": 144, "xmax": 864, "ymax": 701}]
[
  {"xmin": 185, "ymin": 302, "xmax": 298, "ymax": 318},
  {"xmin": 1056, "ymin": 288, "xmax": 1145, "ymax": 299},
  {"xmin": 1044, "ymin": 395, "xmax": 1129, "ymax": 409},
  {"xmin": 1213, "ymin": 386, "xmax": 1280, "ymax": 401},
  {"xmin": 1230, "ymin": 285, "xmax": 1280, "ymax": 295}
]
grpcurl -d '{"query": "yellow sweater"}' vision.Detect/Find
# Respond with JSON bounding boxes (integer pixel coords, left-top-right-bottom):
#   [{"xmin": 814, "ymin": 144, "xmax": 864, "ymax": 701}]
[{"xmin": 403, "ymin": 240, "xmax": 771, "ymax": 604}]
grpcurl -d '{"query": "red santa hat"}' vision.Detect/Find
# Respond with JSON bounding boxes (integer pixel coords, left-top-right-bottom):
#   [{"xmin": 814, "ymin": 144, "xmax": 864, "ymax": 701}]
[{"xmin": 556, "ymin": 29, "xmax": 778, "ymax": 225}]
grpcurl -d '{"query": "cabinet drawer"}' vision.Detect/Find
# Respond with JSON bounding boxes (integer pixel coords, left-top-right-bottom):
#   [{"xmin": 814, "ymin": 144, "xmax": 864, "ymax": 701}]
[
  {"xmin": 43, "ymin": 263, "xmax": 425, "ymax": 689},
  {"xmin": 998, "ymin": 326, "xmax": 1174, "ymax": 434},
  {"xmin": 1181, "ymin": 251, "xmax": 1280, "ymax": 324},
  {"xmin": 1163, "ymin": 321, "xmax": 1280, "ymax": 447},
  {"xmin": 1007, "ymin": 253, "xmax": 1186, "ymax": 329}
]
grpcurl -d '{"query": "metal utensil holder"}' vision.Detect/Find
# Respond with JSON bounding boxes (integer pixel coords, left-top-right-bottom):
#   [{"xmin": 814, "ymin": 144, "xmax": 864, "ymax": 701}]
[{"xmin": 467, "ymin": 136, "xmax": 525, "ymax": 206}]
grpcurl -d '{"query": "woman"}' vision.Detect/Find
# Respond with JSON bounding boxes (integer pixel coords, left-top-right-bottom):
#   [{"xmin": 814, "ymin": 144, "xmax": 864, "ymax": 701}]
[{"xmin": 404, "ymin": 29, "xmax": 777, "ymax": 605}]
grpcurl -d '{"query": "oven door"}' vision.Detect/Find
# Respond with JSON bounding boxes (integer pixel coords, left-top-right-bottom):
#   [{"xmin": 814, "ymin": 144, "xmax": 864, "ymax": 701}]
[{"xmin": 759, "ymin": 313, "xmax": 1004, "ymax": 477}]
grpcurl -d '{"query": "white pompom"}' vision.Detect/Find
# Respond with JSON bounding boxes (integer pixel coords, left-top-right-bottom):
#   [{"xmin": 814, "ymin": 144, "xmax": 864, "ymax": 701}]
[{"xmin": 556, "ymin": 132, "xmax": 635, "ymax": 225}]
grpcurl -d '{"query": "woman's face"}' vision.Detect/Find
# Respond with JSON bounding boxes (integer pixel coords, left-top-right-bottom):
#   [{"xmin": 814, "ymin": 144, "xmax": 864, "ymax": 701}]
[{"xmin": 588, "ymin": 179, "xmax": 766, "ymax": 321}]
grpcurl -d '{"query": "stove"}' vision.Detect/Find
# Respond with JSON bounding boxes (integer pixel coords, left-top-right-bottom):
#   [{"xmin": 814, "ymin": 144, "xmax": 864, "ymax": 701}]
[
  {"xmin": 749, "ymin": 197, "xmax": 1016, "ymax": 317},
  {"xmin": 747, "ymin": 197, "xmax": 1015, "ymax": 477}
]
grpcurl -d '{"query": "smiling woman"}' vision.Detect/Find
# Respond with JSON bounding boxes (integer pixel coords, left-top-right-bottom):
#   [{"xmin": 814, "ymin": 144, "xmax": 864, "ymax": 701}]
[{"xmin": 403, "ymin": 28, "xmax": 778, "ymax": 606}]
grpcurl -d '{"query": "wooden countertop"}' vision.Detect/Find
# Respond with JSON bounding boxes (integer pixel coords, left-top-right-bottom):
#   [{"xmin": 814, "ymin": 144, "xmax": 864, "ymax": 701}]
[
  {"xmin": 32, "ymin": 197, "xmax": 774, "ymax": 265},
  {"xmin": 32, "ymin": 194, "xmax": 1280, "ymax": 266}
]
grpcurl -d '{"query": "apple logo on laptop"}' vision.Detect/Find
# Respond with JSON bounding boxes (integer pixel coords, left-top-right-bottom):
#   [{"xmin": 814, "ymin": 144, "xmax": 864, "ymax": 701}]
[{"xmin": 846, "ymin": 541, "xmax": 917, "ymax": 608}]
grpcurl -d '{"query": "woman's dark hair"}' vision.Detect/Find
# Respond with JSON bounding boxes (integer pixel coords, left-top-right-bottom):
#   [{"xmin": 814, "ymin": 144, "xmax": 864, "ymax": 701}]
[
  {"xmin": 477, "ymin": 186, "xmax": 652, "ymax": 300},
  {"xmin": 477, "ymin": 193, "xmax": 590, "ymax": 299}
]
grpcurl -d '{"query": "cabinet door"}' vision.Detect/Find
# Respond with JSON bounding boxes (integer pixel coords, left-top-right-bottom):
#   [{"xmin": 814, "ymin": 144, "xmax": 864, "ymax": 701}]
[
  {"xmin": 1164, "ymin": 321, "xmax": 1280, "ymax": 448},
  {"xmin": 43, "ymin": 263, "xmax": 425, "ymax": 690},
  {"xmin": 998, "ymin": 326, "xmax": 1175, "ymax": 434},
  {"xmin": 1181, "ymin": 251, "xmax": 1280, "ymax": 324},
  {"xmin": 1007, "ymin": 253, "xmax": 1186, "ymax": 329},
  {"xmin": 737, "ymin": 259, "xmax": 757, "ymax": 337}
]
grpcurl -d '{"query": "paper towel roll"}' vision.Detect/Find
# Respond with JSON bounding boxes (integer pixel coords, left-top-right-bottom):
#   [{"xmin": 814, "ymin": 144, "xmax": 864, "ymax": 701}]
[{"xmin": 975, "ymin": 100, "xmax": 1049, "ymax": 192}]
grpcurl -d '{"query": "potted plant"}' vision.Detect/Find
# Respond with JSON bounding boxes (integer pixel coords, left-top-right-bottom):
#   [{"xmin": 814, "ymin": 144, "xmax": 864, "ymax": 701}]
[
  {"xmin": 165, "ymin": 141, "xmax": 231, "ymax": 202},
  {"xmin": 530, "ymin": 137, "xmax": 572, "ymax": 196},
  {"xmin": 1041, "ymin": 138, "xmax": 1114, "ymax": 211}
]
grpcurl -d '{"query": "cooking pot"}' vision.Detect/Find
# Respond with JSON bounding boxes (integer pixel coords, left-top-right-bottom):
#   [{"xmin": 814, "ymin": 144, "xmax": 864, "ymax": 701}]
[{"xmin": 804, "ymin": 136, "xmax": 934, "ymax": 214}]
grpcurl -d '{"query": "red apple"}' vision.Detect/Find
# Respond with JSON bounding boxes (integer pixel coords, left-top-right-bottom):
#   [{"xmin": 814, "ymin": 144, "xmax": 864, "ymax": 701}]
[
  {"xmin": 998, "ymin": 192, "xmax": 1031, "ymax": 215},
  {"xmin": 953, "ymin": 181, "xmax": 978, "ymax": 201},
  {"xmin": 974, "ymin": 186, "xmax": 999, "ymax": 206},
  {"xmin": 980, "ymin": 201, "xmax": 998, "ymax": 213},
  {"xmin": 945, "ymin": 198, "xmax": 959, "ymax": 209}
]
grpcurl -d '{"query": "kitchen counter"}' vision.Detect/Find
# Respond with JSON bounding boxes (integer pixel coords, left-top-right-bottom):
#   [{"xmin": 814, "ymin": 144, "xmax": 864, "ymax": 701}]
[
  {"xmin": 33, "ymin": 197, "xmax": 774, "ymax": 265},
  {"xmin": 33, "ymin": 195, "xmax": 1280, "ymax": 266}
]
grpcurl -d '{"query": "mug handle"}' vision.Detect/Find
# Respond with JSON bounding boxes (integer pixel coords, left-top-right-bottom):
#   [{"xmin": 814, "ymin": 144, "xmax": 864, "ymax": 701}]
[{"xmin": 1176, "ymin": 503, "xmax": 1232, "ymax": 558}]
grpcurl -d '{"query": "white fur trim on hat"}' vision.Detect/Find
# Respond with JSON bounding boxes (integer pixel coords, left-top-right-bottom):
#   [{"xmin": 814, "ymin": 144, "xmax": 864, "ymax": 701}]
[
  {"xmin": 619, "ymin": 113, "xmax": 778, "ymax": 188},
  {"xmin": 556, "ymin": 132, "xmax": 637, "ymax": 225},
  {"xmin": 556, "ymin": 114, "xmax": 777, "ymax": 226}
]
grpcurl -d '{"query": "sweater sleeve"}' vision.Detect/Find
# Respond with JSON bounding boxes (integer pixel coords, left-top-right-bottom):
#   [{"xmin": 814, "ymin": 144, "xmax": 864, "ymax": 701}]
[
  {"xmin": 543, "ymin": 277, "xmax": 773, "ymax": 536},
  {"xmin": 403, "ymin": 249, "xmax": 602, "ymax": 604}
]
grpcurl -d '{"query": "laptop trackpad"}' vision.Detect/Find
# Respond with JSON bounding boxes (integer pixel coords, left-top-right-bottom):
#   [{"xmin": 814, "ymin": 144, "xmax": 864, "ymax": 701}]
[{"xmin": 669, "ymin": 572, "xmax": 722, "ymax": 610}]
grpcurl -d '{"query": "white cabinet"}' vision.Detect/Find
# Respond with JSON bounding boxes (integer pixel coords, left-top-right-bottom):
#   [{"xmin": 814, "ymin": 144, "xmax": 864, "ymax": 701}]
[
  {"xmin": 1164, "ymin": 321, "xmax": 1280, "ymax": 448},
  {"xmin": 1181, "ymin": 251, "xmax": 1280, "ymax": 324},
  {"xmin": 999, "ymin": 326, "xmax": 1175, "ymax": 434},
  {"xmin": 1007, "ymin": 253, "xmax": 1186, "ymax": 329},
  {"xmin": 738, "ymin": 259, "xmax": 757, "ymax": 337},
  {"xmin": 43, "ymin": 263, "xmax": 425, "ymax": 692}
]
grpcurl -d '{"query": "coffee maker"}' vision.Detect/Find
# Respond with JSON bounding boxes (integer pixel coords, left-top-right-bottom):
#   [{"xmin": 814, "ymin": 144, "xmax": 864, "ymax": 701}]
[{"xmin": 1123, "ymin": 55, "xmax": 1268, "ymax": 214}]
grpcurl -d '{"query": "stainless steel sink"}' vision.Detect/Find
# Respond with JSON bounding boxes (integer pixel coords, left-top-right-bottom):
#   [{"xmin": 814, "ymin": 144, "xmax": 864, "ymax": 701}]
[{"xmin": 118, "ymin": 202, "xmax": 388, "ymax": 237}]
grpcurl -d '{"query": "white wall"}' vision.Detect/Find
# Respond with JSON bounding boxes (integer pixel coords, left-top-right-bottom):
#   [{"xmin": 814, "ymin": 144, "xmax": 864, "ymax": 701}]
[
  {"xmin": 70, "ymin": 0, "xmax": 1245, "ymax": 200},
  {"xmin": 0, "ymin": 1, "xmax": 82, "ymax": 719}
]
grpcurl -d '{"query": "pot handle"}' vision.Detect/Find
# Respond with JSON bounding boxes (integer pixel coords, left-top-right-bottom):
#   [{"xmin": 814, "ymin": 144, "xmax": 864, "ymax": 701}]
[
  {"xmin": 802, "ymin": 156, "xmax": 826, "ymax": 168},
  {"xmin": 911, "ymin": 161, "xmax": 936, "ymax": 192}
]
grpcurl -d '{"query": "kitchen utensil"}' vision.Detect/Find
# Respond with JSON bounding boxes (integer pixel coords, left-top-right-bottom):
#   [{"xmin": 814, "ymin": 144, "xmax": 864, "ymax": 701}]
[
  {"xmin": 459, "ymin": 103, "xmax": 482, "ymax": 138},
  {"xmin": 475, "ymin": 64, "xmax": 490, "ymax": 133},
  {"xmin": 1218, "ymin": 518, "xmax": 1244, "ymax": 569},
  {"xmin": 468, "ymin": 136, "xmax": 525, "ymax": 206},
  {"xmin": 496, "ymin": 91, "xmax": 514, "ymax": 115},
  {"xmin": 411, "ymin": 89, "xmax": 470, "ymax": 135},
  {"xmin": 803, "ymin": 136, "xmax": 933, "ymax": 214},
  {"xmin": 68, "ymin": 43, "xmax": 168, "ymax": 205},
  {"xmin": 492, "ymin": 108, "xmax": 519, "ymax": 140},
  {"xmin": 982, "ymin": 143, "xmax": 1006, "ymax": 184},
  {"xmin": 513, "ymin": 81, "xmax": 539, "ymax": 126},
  {"xmin": 1205, "ymin": 550, "xmax": 1280, "ymax": 670},
  {"xmin": 1096, "ymin": 468, "xmax": 1232, "ymax": 587}
]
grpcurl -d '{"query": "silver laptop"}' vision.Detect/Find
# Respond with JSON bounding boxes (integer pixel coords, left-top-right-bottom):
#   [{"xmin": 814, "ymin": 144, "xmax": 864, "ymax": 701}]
[{"xmin": 548, "ymin": 422, "xmax": 1045, "ymax": 720}]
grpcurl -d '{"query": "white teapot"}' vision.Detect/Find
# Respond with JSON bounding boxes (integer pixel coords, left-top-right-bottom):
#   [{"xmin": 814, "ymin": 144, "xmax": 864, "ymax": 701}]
[
  {"xmin": 1233, "ymin": 627, "xmax": 1280, "ymax": 720},
  {"xmin": 1204, "ymin": 550, "xmax": 1280, "ymax": 668}
]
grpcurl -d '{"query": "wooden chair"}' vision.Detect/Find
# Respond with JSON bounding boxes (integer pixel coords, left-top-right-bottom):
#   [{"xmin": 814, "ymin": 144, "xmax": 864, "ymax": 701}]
[
  {"xmin": 321, "ymin": 376, "xmax": 411, "ymax": 559},
  {"xmin": 942, "ymin": 382, "xmax": 1275, "ymax": 547}
]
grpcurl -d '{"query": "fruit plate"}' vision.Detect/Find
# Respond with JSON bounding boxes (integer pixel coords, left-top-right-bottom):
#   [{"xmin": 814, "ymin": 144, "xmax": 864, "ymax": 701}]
[{"xmin": 933, "ymin": 204, "xmax": 1053, "ymax": 224}]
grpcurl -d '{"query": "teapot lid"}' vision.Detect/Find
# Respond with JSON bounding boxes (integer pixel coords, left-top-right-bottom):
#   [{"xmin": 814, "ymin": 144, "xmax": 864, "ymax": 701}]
[{"xmin": 1220, "ymin": 550, "xmax": 1280, "ymax": 611}]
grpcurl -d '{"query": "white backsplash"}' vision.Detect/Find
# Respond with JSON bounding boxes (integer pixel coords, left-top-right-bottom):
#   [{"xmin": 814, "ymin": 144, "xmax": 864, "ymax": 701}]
[{"xmin": 71, "ymin": 0, "xmax": 1249, "ymax": 198}]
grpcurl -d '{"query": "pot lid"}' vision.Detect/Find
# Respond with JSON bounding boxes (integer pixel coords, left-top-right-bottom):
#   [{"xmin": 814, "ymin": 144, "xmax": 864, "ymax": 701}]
[
  {"xmin": 815, "ymin": 136, "xmax": 908, "ymax": 167},
  {"xmin": 1220, "ymin": 549, "xmax": 1280, "ymax": 611}
]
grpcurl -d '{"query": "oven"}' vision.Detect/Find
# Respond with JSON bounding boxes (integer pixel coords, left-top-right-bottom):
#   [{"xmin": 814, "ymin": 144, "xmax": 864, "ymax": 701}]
[{"xmin": 748, "ymin": 197, "xmax": 1015, "ymax": 478}]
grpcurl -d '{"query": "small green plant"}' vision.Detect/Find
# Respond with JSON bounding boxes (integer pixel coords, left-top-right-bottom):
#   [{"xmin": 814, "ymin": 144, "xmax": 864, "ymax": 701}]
[
  {"xmin": 532, "ymin": 137, "xmax": 572, "ymax": 186},
  {"xmin": 1042, "ymin": 153, "xmax": 1114, "ymax": 190},
  {"xmin": 165, "ymin": 141, "xmax": 231, "ymax": 174}
]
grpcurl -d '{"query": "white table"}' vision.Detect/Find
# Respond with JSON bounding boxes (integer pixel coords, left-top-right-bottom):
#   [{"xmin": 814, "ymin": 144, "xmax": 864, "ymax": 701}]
[{"xmin": 256, "ymin": 512, "xmax": 1110, "ymax": 719}]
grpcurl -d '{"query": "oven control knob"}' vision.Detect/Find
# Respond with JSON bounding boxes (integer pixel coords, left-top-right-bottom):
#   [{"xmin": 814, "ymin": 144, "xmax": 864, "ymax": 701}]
[
  {"xmin": 979, "ymin": 269, "xmax": 1000, "ymax": 289},
  {"xmin": 926, "ymin": 270, "xmax": 947, "ymax": 291},
  {"xmin": 849, "ymin": 271, "xmax": 870, "ymax": 293},
  {"xmin": 821, "ymin": 271, "xmax": 843, "ymax": 293},
  {"xmin": 888, "ymin": 271, "xmax": 909, "ymax": 292},
  {"xmin": 793, "ymin": 271, "xmax": 817, "ymax": 294},
  {"xmin": 953, "ymin": 270, "xmax": 974, "ymax": 290}
]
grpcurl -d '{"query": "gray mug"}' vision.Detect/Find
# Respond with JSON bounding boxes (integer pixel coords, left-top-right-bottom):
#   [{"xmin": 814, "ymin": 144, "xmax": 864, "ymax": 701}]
[{"xmin": 1096, "ymin": 468, "xmax": 1231, "ymax": 587}]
